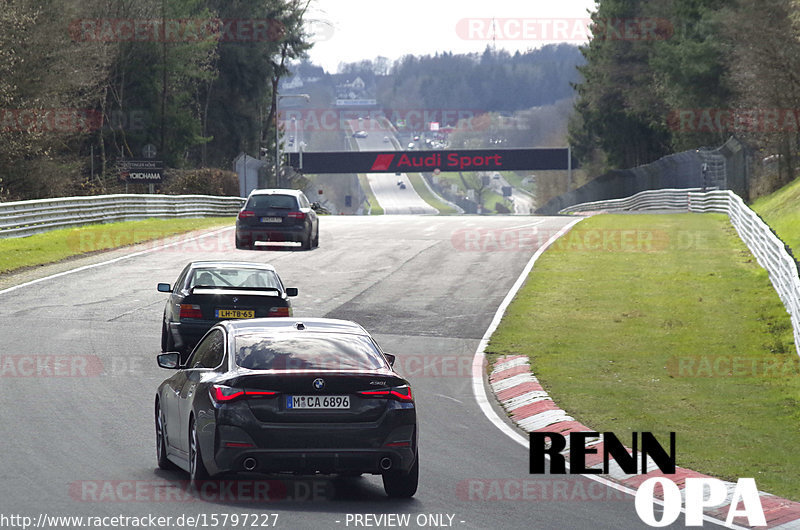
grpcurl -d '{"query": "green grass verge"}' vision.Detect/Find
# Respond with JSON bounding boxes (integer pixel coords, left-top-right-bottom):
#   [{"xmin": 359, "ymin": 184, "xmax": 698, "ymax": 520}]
[
  {"xmin": 501, "ymin": 171, "xmax": 536, "ymax": 195},
  {"xmin": 486, "ymin": 213, "xmax": 800, "ymax": 500},
  {"xmin": 482, "ymin": 190, "xmax": 510, "ymax": 213},
  {"xmin": 432, "ymin": 172, "xmax": 511, "ymax": 213},
  {"xmin": 406, "ymin": 173, "xmax": 459, "ymax": 214},
  {"xmin": 430, "ymin": 171, "xmax": 464, "ymax": 190},
  {"xmin": 357, "ymin": 174, "xmax": 384, "ymax": 215},
  {"xmin": 0, "ymin": 217, "xmax": 235, "ymax": 275},
  {"xmin": 751, "ymin": 177, "xmax": 800, "ymax": 254}
]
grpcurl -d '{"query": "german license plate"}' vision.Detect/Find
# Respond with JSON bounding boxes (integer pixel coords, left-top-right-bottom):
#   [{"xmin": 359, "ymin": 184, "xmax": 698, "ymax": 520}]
[
  {"xmin": 215, "ymin": 309, "xmax": 255, "ymax": 319},
  {"xmin": 260, "ymin": 217, "xmax": 282, "ymax": 223},
  {"xmin": 287, "ymin": 395, "xmax": 350, "ymax": 409}
]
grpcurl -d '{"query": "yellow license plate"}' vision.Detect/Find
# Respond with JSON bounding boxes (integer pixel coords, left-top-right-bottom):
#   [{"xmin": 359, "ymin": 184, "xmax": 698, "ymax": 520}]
[{"xmin": 215, "ymin": 309, "xmax": 255, "ymax": 319}]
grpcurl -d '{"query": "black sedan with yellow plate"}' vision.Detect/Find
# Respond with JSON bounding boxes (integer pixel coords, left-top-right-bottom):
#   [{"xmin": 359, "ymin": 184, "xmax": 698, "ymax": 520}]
[
  {"xmin": 158, "ymin": 261, "xmax": 297, "ymax": 359},
  {"xmin": 154, "ymin": 318, "xmax": 419, "ymax": 498}
]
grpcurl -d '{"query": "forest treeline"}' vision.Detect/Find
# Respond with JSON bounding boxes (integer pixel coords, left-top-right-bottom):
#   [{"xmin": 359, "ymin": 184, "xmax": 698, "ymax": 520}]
[
  {"xmin": 338, "ymin": 45, "xmax": 584, "ymax": 113},
  {"xmin": 285, "ymin": 44, "xmax": 585, "ymax": 150},
  {"xmin": 0, "ymin": 1, "xmax": 586, "ymax": 202},
  {"xmin": 0, "ymin": 0, "xmax": 310, "ymax": 200},
  {"xmin": 5, "ymin": 0, "xmax": 793, "ymax": 202},
  {"xmin": 569, "ymin": 0, "xmax": 800, "ymax": 195}
]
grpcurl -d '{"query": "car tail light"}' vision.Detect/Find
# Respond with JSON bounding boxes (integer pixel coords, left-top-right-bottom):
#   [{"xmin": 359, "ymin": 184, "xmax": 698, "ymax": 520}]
[
  {"xmin": 238, "ymin": 210, "xmax": 255, "ymax": 219},
  {"xmin": 268, "ymin": 306, "xmax": 292, "ymax": 317},
  {"xmin": 225, "ymin": 442, "xmax": 255, "ymax": 448},
  {"xmin": 211, "ymin": 385, "xmax": 245, "ymax": 402},
  {"xmin": 358, "ymin": 385, "xmax": 413, "ymax": 402},
  {"xmin": 179, "ymin": 304, "xmax": 203, "ymax": 319},
  {"xmin": 245, "ymin": 390, "xmax": 279, "ymax": 398},
  {"xmin": 210, "ymin": 385, "xmax": 279, "ymax": 404},
  {"xmin": 287, "ymin": 211, "xmax": 306, "ymax": 220}
]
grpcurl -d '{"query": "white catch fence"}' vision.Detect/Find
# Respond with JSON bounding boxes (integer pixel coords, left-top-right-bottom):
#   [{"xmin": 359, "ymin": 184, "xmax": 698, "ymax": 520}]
[
  {"xmin": 561, "ymin": 188, "xmax": 800, "ymax": 356},
  {"xmin": 0, "ymin": 194, "xmax": 245, "ymax": 238}
]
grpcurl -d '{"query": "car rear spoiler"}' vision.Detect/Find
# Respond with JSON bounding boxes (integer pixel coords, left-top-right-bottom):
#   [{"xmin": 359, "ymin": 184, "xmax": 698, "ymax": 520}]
[{"xmin": 191, "ymin": 286, "xmax": 282, "ymax": 296}]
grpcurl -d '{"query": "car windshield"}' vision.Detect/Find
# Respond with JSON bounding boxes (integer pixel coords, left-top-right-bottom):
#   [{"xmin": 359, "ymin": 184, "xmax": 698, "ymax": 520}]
[
  {"xmin": 189, "ymin": 268, "xmax": 281, "ymax": 289},
  {"xmin": 247, "ymin": 195, "xmax": 298, "ymax": 210},
  {"xmin": 235, "ymin": 333, "xmax": 387, "ymax": 371}
]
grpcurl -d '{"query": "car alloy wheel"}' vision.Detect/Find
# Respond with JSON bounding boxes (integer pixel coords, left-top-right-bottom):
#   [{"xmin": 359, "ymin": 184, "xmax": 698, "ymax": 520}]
[
  {"xmin": 155, "ymin": 402, "xmax": 176, "ymax": 470},
  {"xmin": 189, "ymin": 418, "xmax": 209, "ymax": 482}
]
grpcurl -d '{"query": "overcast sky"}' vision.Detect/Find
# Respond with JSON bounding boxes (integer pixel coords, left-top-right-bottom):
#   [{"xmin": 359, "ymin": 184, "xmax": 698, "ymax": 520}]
[{"xmin": 305, "ymin": 0, "xmax": 598, "ymax": 73}]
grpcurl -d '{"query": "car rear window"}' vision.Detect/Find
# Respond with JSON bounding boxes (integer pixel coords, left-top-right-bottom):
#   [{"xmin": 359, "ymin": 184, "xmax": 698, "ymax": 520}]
[
  {"xmin": 247, "ymin": 194, "xmax": 298, "ymax": 210},
  {"xmin": 235, "ymin": 333, "xmax": 388, "ymax": 371},
  {"xmin": 189, "ymin": 268, "xmax": 282, "ymax": 289}
]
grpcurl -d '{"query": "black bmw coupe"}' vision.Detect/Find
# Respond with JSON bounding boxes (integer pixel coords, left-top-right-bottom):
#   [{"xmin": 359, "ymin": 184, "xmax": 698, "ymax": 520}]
[
  {"xmin": 158, "ymin": 261, "xmax": 297, "ymax": 359},
  {"xmin": 154, "ymin": 317, "xmax": 419, "ymax": 498}
]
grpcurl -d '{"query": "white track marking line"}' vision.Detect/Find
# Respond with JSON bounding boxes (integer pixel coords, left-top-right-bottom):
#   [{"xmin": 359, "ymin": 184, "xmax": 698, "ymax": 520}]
[
  {"xmin": 503, "ymin": 219, "xmax": 548, "ymax": 230},
  {"xmin": 0, "ymin": 226, "xmax": 233, "ymax": 296}
]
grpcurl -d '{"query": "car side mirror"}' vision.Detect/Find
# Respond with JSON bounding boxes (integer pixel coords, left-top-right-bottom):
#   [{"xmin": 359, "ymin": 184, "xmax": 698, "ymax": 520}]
[
  {"xmin": 384, "ymin": 353, "xmax": 396, "ymax": 367},
  {"xmin": 157, "ymin": 283, "xmax": 172, "ymax": 293},
  {"xmin": 285, "ymin": 287, "xmax": 298, "ymax": 297},
  {"xmin": 157, "ymin": 352, "xmax": 181, "ymax": 369}
]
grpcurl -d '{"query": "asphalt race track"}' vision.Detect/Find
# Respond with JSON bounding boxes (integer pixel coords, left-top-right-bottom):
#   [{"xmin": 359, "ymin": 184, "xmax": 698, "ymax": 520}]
[
  {"xmin": 350, "ymin": 118, "xmax": 439, "ymax": 215},
  {"xmin": 0, "ymin": 215, "xmax": 698, "ymax": 529}
]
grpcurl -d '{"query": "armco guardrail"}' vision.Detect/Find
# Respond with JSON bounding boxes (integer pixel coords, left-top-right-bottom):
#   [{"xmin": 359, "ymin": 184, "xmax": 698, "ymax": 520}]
[
  {"xmin": 558, "ymin": 188, "xmax": 706, "ymax": 214},
  {"xmin": 689, "ymin": 190, "xmax": 800, "ymax": 356},
  {"xmin": 561, "ymin": 188, "xmax": 800, "ymax": 356},
  {"xmin": 0, "ymin": 194, "xmax": 245, "ymax": 238}
]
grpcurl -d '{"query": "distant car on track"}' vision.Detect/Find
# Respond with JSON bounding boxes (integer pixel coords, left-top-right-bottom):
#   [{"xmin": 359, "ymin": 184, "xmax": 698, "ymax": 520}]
[
  {"xmin": 235, "ymin": 188, "xmax": 319, "ymax": 250},
  {"xmin": 158, "ymin": 261, "xmax": 298, "ymax": 359},
  {"xmin": 154, "ymin": 317, "xmax": 419, "ymax": 498},
  {"xmin": 352, "ymin": 130, "xmax": 368, "ymax": 138}
]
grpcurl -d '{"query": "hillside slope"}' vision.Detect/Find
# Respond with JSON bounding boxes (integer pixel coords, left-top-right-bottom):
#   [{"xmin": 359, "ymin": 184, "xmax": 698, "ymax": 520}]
[{"xmin": 751, "ymin": 178, "xmax": 800, "ymax": 254}]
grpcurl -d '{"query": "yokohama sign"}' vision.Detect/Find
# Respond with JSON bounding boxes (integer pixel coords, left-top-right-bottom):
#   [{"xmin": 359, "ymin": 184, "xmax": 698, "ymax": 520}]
[{"xmin": 284, "ymin": 148, "xmax": 575, "ymax": 174}]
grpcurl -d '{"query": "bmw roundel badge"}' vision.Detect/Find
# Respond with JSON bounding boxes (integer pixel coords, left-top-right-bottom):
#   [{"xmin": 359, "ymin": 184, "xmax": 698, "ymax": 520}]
[{"xmin": 313, "ymin": 378, "xmax": 325, "ymax": 390}]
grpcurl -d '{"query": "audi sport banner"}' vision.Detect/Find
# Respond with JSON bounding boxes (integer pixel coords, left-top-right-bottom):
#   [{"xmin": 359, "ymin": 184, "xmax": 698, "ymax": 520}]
[{"xmin": 284, "ymin": 148, "xmax": 575, "ymax": 174}]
